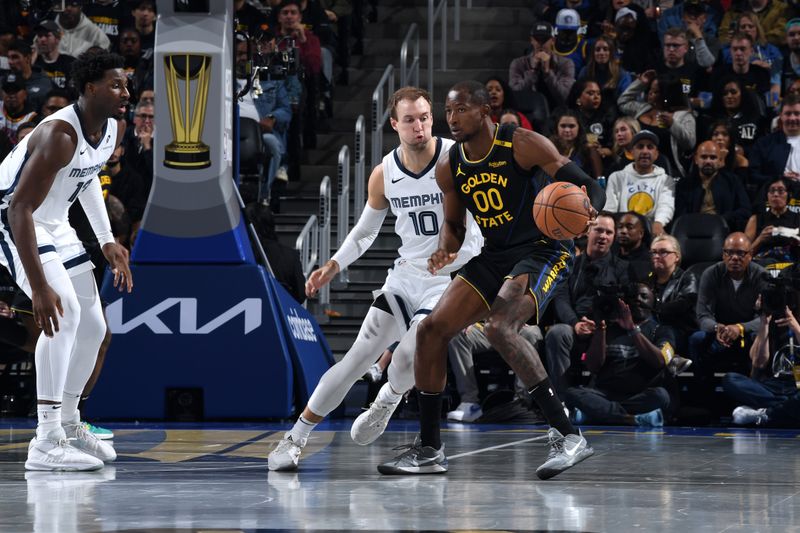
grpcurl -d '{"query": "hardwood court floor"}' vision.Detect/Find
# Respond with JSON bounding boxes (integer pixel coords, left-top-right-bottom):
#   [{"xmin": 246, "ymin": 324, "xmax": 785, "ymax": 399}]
[{"xmin": 0, "ymin": 419, "xmax": 798, "ymax": 532}]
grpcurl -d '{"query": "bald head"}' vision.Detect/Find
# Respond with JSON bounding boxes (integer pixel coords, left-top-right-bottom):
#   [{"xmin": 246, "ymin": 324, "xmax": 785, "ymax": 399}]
[
  {"xmin": 724, "ymin": 232, "xmax": 751, "ymax": 249},
  {"xmin": 695, "ymin": 140, "xmax": 721, "ymax": 178},
  {"xmin": 722, "ymin": 232, "xmax": 752, "ymax": 278}
]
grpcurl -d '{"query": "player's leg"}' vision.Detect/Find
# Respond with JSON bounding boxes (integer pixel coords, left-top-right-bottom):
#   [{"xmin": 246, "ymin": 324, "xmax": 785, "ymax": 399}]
[
  {"xmin": 25, "ymin": 259, "xmax": 102, "ymax": 471},
  {"xmin": 378, "ymin": 278, "xmax": 488, "ymax": 475},
  {"xmin": 268, "ymin": 303, "xmax": 402, "ymax": 470},
  {"xmin": 60, "ymin": 269, "xmax": 116, "ymax": 463}
]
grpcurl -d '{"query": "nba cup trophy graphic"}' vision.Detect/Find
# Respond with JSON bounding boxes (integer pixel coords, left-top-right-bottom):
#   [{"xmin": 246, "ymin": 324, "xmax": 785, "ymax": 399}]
[
  {"xmin": 163, "ymin": 54, "xmax": 211, "ymax": 170},
  {"xmin": 91, "ymin": 3, "xmax": 332, "ymax": 421}
]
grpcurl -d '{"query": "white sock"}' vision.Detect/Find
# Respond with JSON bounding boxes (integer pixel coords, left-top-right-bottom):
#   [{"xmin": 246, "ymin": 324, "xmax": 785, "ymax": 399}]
[
  {"xmin": 61, "ymin": 391, "xmax": 81, "ymax": 425},
  {"xmin": 37, "ymin": 404, "xmax": 62, "ymax": 440},
  {"xmin": 377, "ymin": 382, "xmax": 403, "ymax": 405},
  {"xmin": 289, "ymin": 415, "xmax": 317, "ymax": 444}
]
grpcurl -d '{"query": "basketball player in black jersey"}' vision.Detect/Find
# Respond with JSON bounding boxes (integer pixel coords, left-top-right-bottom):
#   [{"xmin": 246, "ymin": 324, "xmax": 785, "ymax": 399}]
[{"xmin": 378, "ymin": 80, "xmax": 605, "ymax": 478}]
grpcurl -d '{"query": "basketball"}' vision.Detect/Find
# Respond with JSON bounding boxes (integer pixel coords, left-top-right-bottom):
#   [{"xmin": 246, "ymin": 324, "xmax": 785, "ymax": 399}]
[{"xmin": 533, "ymin": 182, "xmax": 591, "ymax": 240}]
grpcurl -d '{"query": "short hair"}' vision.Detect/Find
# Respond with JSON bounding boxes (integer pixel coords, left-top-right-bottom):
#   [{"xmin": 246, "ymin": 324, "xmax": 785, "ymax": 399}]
[
  {"xmin": 450, "ymin": 80, "xmax": 490, "ymax": 107},
  {"xmin": 781, "ymin": 93, "xmax": 800, "ymax": 112},
  {"xmin": 44, "ymin": 87, "xmax": 71, "ymax": 102},
  {"xmin": 7, "ymin": 39, "xmax": 32, "ymax": 56},
  {"xmin": 651, "ymin": 234, "xmax": 682, "ymax": 264},
  {"xmin": 596, "ymin": 211, "xmax": 617, "ymax": 229},
  {"xmin": 134, "ymin": 100, "xmax": 153, "ymax": 113},
  {"xmin": 70, "ymin": 50, "xmax": 125, "ymax": 95},
  {"xmin": 388, "ymin": 86, "xmax": 432, "ymax": 120},
  {"xmin": 663, "ymin": 27, "xmax": 688, "ymax": 41},
  {"xmin": 730, "ymin": 32, "xmax": 754, "ymax": 46},
  {"xmin": 278, "ymin": 0, "xmax": 301, "ymax": 12}
]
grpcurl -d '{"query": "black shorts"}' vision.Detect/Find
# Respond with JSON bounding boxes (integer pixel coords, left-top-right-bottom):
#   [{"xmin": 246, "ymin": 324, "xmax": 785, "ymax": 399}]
[{"xmin": 456, "ymin": 238, "xmax": 573, "ymax": 323}]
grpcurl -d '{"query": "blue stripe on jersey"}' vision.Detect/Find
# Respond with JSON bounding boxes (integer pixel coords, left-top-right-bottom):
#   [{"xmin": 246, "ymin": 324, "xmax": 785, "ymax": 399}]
[
  {"xmin": 414, "ymin": 309, "xmax": 432, "ymax": 317},
  {"xmin": 0, "ymin": 151, "xmax": 31, "ymax": 200},
  {"xmin": 0, "ymin": 236, "xmax": 15, "ymax": 280},
  {"xmin": 63, "ymin": 252, "xmax": 90, "ymax": 270},
  {"xmin": 393, "ymin": 294, "xmax": 412, "ymax": 328},
  {"xmin": 38, "ymin": 245, "xmax": 56, "ymax": 255}
]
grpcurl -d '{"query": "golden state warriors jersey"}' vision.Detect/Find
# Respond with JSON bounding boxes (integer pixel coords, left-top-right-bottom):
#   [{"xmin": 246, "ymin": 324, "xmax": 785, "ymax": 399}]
[{"xmin": 449, "ymin": 123, "xmax": 547, "ymax": 249}]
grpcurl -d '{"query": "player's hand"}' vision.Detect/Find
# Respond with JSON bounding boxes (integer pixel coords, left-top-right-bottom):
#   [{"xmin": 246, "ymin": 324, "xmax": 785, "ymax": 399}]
[
  {"xmin": 305, "ymin": 260, "xmax": 339, "ymax": 298},
  {"xmin": 428, "ymin": 248, "xmax": 457, "ymax": 275},
  {"xmin": 102, "ymin": 242, "xmax": 133, "ymax": 292},
  {"xmin": 578, "ymin": 185, "xmax": 598, "ymax": 237},
  {"xmin": 31, "ymin": 284, "xmax": 63, "ymax": 338}
]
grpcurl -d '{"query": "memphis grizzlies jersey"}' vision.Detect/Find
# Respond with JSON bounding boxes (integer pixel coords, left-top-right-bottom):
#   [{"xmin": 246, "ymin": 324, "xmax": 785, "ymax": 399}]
[
  {"xmin": 382, "ymin": 137, "xmax": 482, "ymax": 273},
  {"xmin": 0, "ymin": 104, "xmax": 117, "ymax": 229}
]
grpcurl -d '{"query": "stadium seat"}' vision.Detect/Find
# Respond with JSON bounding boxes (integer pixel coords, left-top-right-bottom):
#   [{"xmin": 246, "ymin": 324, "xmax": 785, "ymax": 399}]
[{"xmin": 671, "ymin": 214, "xmax": 729, "ymax": 268}]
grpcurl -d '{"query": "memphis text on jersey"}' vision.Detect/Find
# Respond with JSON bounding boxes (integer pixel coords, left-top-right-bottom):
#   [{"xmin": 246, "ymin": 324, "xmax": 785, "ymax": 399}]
[
  {"xmin": 69, "ymin": 162, "xmax": 105, "ymax": 179},
  {"xmin": 389, "ymin": 191, "xmax": 443, "ymax": 209},
  {"xmin": 459, "ymin": 169, "xmax": 511, "ymax": 229}
]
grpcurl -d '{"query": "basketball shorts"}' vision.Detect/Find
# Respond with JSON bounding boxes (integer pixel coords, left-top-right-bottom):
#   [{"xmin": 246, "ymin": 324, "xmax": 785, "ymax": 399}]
[
  {"xmin": 0, "ymin": 220, "xmax": 93, "ymax": 298},
  {"xmin": 372, "ymin": 259, "xmax": 453, "ymax": 332},
  {"xmin": 456, "ymin": 238, "xmax": 573, "ymax": 324}
]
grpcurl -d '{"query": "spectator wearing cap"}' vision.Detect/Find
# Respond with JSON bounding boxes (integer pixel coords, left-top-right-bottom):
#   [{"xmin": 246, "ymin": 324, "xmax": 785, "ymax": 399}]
[
  {"xmin": 0, "ymin": 75, "xmax": 38, "ymax": 145},
  {"xmin": 509, "ymin": 21, "xmax": 575, "ymax": 110},
  {"xmin": 131, "ymin": 1, "xmax": 156, "ymax": 58},
  {"xmin": 781, "ymin": 18, "xmax": 800, "ymax": 92},
  {"xmin": 553, "ymin": 8, "xmax": 590, "ymax": 75},
  {"xmin": 614, "ymin": 6, "xmax": 661, "ymax": 76},
  {"xmin": 83, "ymin": 0, "xmax": 127, "ymax": 51},
  {"xmin": 6, "ymin": 40, "xmax": 55, "ymax": 113},
  {"xmin": 657, "ymin": 0, "xmax": 721, "ymax": 49},
  {"xmin": 720, "ymin": 0, "xmax": 789, "ymax": 48},
  {"xmin": 33, "ymin": 20, "xmax": 76, "ymax": 90},
  {"xmin": 56, "ymin": 0, "xmax": 112, "ymax": 57},
  {"xmin": 604, "ymin": 130, "xmax": 675, "ymax": 236}
]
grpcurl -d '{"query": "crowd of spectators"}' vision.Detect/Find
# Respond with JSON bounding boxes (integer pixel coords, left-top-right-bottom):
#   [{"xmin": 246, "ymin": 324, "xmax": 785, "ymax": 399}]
[{"xmin": 435, "ymin": 0, "xmax": 800, "ymax": 428}]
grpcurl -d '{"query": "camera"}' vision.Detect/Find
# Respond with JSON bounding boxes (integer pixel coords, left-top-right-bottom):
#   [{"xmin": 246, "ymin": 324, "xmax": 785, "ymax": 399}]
[
  {"xmin": 253, "ymin": 36, "xmax": 300, "ymax": 81},
  {"xmin": 592, "ymin": 282, "xmax": 638, "ymax": 322},
  {"xmin": 761, "ymin": 273, "xmax": 800, "ymax": 318}
]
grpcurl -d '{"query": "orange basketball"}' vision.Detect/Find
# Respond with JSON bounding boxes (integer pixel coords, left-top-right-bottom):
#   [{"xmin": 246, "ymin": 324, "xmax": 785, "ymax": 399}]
[{"xmin": 533, "ymin": 182, "xmax": 591, "ymax": 240}]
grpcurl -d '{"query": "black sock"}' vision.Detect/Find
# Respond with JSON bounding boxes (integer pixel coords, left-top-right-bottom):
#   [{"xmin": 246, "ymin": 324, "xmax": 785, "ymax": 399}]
[
  {"xmin": 418, "ymin": 391, "xmax": 442, "ymax": 450},
  {"xmin": 528, "ymin": 377, "xmax": 577, "ymax": 436}
]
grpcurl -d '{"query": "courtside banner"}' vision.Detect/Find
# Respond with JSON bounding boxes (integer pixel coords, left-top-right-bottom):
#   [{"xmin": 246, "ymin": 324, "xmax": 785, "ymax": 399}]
[
  {"xmin": 89, "ymin": 264, "xmax": 294, "ymax": 418},
  {"xmin": 266, "ymin": 274, "xmax": 334, "ymax": 406}
]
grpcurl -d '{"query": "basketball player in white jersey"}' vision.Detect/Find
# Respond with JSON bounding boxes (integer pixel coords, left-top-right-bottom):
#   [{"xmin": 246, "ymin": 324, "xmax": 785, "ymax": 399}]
[
  {"xmin": 0, "ymin": 51, "xmax": 132, "ymax": 471},
  {"xmin": 268, "ymin": 87, "xmax": 483, "ymax": 471}
]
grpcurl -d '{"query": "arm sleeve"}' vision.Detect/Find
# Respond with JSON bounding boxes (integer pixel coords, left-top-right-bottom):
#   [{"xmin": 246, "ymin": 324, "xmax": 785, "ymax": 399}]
[
  {"xmin": 330, "ymin": 203, "xmax": 388, "ymax": 271},
  {"xmin": 603, "ymin": 171, "xmax": 621, "ymax": 213},
  {"xmin": 692, "ymin": 37, "xmax": 716, "ymax": 68},
  {"xmin": 654, "ymin": 174, "xmax": 676, "ymax": 226},
  {"xmin": 77, "ymin": 177, "xmax": 114, "ymax": 247},
  {"xmin": 554, "ymin": 161, "xmax": 605, "ymax": 212},
  {"xmin": 617, "ymin": 79, "xmax": 647, "ymax": 118},
  {"xmin": 695, "ymin": 267, "xmax": 717, "ymax": 333}
]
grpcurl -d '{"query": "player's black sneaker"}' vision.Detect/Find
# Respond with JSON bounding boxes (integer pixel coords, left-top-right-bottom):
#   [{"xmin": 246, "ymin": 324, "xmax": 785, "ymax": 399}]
[{"xmin": 377, "ymin": 437, "xmax": 448, "ymax": 475}]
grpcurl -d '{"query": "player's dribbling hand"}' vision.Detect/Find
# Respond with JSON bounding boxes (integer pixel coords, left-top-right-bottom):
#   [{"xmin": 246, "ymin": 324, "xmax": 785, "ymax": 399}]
[
  {"xmin": 428, "ymin": 249, "xmax": 457, "ymax": 275},
  {"xmin": 102, "ymin": 243, "xmax": 133, "ymax": 292},
  {"xmin": 305, "ymin": 260, "xmax": 339, "ymax": 298},
  {"xmin": 32, "ymin": 284, "xmax": 63, "ymax": 338},
  {"xmin": 578, "ymin": 184, "xmax": 598, "ymax": 237}
]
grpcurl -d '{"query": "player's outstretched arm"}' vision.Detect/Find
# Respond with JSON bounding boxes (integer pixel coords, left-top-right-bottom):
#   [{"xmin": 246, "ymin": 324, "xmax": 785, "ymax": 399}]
[
  {"xmin": 512, "ymin": 128, "xmax": 605, "ymax": 213},
  {"xmin": 429, "ymin": 155, "xmax": 465, "ymax": 275},
  {"xmin": 306, "ymin": 164, "xmax": 389, "ymax": 298},
  {"xmin": 7, "ymin": 123, "xmax": 76, "ymax": 337}
]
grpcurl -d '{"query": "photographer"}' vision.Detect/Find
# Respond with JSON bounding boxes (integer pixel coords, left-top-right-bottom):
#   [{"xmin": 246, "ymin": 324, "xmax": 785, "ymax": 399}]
[
  {"xmin": 544, "ymin": 212, "xmax": 630, "ymax": 393},
  {"xmin": 689, "ymin": 232, "xmax": 768, "ymax": 401},
  {"xmin": 562, "ymin": 283, "xmax": 673, "ymax": 427},
  {"xmin": 724, "ymin": 266, "xmax": 800, "ymax": 422}
]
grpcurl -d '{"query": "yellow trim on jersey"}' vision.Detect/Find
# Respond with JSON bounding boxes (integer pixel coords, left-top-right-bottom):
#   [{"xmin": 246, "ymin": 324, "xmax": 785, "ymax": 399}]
[
  {"xmin": 459, "ymin": 124, "xmax": 500, "ymax": 164},
  {"xmin": 494, "ymin": 139, "xmax": 513, "ymax": 148},
  {"xmin": 456, "ymin": 274, "xmax": 492, "ymax": 311}
]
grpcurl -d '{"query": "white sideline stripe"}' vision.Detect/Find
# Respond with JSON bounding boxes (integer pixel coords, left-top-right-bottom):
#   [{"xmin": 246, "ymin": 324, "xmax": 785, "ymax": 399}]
[{"xmin": 447, "ymin": 435, "xmax": 545, "ymax": 460}]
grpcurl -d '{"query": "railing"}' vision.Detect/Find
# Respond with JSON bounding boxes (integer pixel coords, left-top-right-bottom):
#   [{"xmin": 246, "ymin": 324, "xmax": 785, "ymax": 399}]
[
  {"xmin": 371, "ymin": 64, "xmax": 395, "ymax": 170},
  {"xmin": 317, "ymin": 175, "xmax": 332, "ymax": 319},
  {"xmin": 400, "ymin": 23, "xmax": 420, "ymax": 89},
  {"xmin": 427, "ymin": 0, "xmax": 467, "ymax": 100},
  {"xmin": 353, "ymin": 115, "xmax": 366, "ymax": 220},
  {"xmin": 295, "ymin": 215, "xmax": 318, "ymax": 308},
  {"xmin": 335, "ymin": 145, "xmax": 351, "ymax": 286}
]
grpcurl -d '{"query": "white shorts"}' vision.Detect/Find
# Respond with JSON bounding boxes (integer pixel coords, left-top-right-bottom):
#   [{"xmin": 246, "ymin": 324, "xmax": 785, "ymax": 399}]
[
  {"xmin": 0, "ymin": 221, "xmax": 92, "ymax": 297},
  {"xmin": 374, "ymin": 259, "xmax": 452, "ymax": 332}
]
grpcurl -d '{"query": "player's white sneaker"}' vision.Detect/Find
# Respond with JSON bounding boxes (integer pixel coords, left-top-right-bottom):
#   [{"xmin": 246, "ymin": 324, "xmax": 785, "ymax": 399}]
[
  {"xmin": 268, "ymin": 432, "xmax": 306, "ymax": 471},
  {"xmin": 351, "ymin": 395, "xmax": 401, "ymax": 445},
  {"xmin": 25, "ymin": 428, "xmax": 104, "ymax": 472},
  {"xmin": 63, "ymin": 422, "xmax": 117, "ymax": 462}
]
